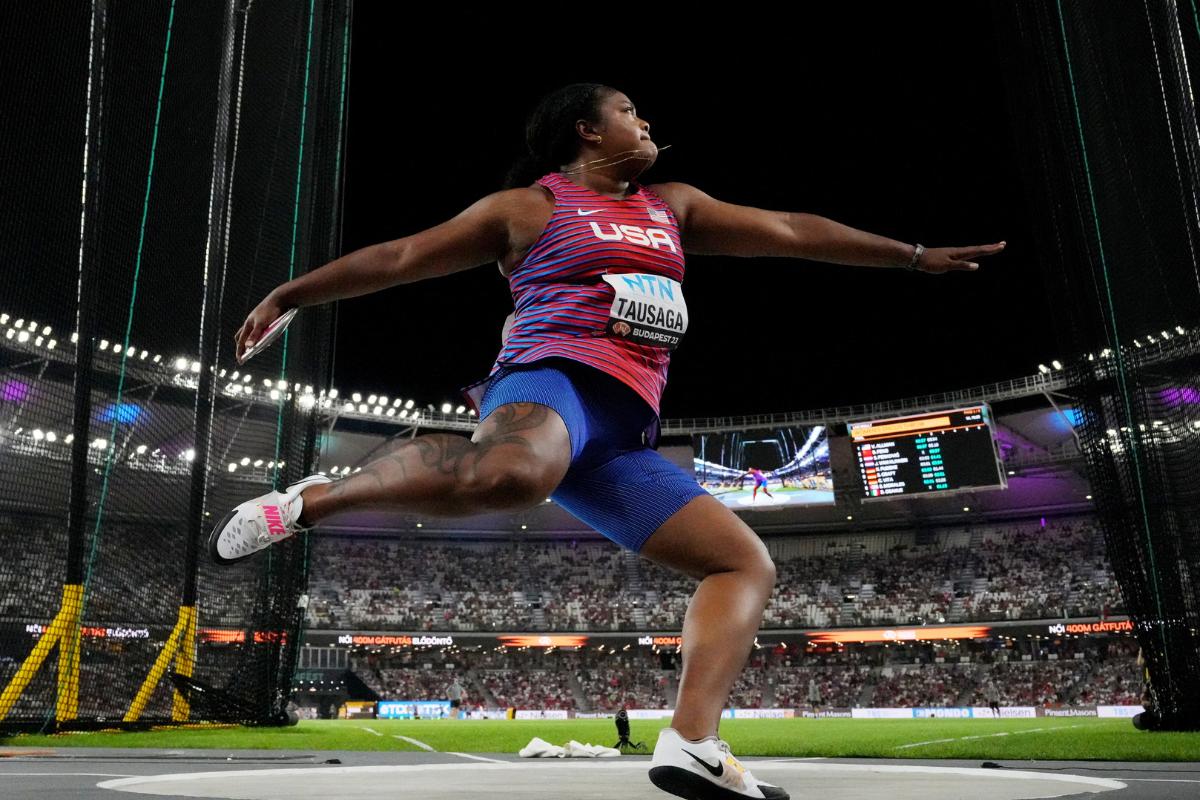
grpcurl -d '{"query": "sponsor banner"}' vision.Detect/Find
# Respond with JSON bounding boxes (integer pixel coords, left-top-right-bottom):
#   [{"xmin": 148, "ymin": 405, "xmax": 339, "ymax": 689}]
[
  {"xmin": 377, "ymin": 700, "xmax": 453, "ymax": 719},
  {"xmin": 336, "ymin": 634, "xmax": 454, "ymax": 647},
  {"xmin": 969, "ymin": 706, "xmax": 1038, "ymax": 719},
  {"xmin": 809, "ymin": 626, "xmax": 992, "ymax": 644},
  {"xmin": 465, "ymin": 709, "xmax": 511, "ymax": 720},
  {"xmin": 913, "ymin": 707, "xmax": 972, "ymax": 719},
  {"xmin": 1045, "ymin": 620, "xmax": 1134, "ymax": 636},
  {"xmin": 24, "ymin": 622, "xmax": 152, "ymax": 640},
  {"xmin": 730, "ymin": 708, "xmax": 795, "ymax": 719},
  {"xmin": 637, "ymin": 635, "xmax": 683, "ymax": 648},
  {"xmin": 574, "ymin": 712, "xmax": 617, "ymax": 720},
  {"xmin": 1043, "ymin": 707, "xmax": 1099, "ymax": 717},
  {"xmin": 852, "ymin": 708, "xmax": 913, "ymax": 719},
  {"xmin": 802, "ymin": 709, "xmax": 853, "ymax": 718},
  {"xmin": 627, "ymin": 709, "xmax": 675, "ymax": 720},
  {"xmin": 338, "ymin": 701, "xmax": 376, "ymax": 719},
  {"xmin": 497, "ymin": 635, "xmax": 589, "ymax": 648},
  {"xmin": 514, "ymin": 709, "xmax": 570, "ymax": 720},
  {"xmin": 1097, "ymin": 705, "xmax": 1145, "ymax": 718}
]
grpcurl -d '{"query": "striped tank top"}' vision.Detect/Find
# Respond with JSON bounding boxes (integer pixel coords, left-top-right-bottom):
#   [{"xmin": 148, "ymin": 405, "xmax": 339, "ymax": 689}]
[{"xmin": 461, "ymin": 172, "xmax": 687, "ymax": 421}]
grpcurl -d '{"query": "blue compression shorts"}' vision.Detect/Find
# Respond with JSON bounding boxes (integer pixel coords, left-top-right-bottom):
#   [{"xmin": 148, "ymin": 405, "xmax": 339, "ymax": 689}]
[{"xmin": 478, "ymin": 358, "xmax": 708, "ymax": 552}]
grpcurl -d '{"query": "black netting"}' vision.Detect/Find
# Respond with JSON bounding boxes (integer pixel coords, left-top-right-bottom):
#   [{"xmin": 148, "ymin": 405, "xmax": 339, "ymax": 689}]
[
  {"xmin": 0, "ymin": 0, "xmax": 350, "ymax": 731},
  {"xmin": 993, "ymin": 0, "xmax": 1200, "ymax": 730}
]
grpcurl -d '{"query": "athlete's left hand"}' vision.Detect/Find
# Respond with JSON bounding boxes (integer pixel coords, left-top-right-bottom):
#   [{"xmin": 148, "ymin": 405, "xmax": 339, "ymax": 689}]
[{"xmin": 917, "ymin": 241, "xmax": 1006, "ymax": 274}]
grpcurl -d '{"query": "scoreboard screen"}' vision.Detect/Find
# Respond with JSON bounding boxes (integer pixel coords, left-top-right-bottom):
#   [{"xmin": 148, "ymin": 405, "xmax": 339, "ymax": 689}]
[{"xmin": 848, "ymin": 405, "xmax": 1006, "ymax": 501}]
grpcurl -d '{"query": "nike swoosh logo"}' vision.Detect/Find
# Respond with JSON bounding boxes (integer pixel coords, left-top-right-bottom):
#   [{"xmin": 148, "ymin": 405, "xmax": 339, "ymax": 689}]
[
  {"xmin": 681, "ymin": 748, "xmax": 723, "ymax": 777},
  {"xmin": 576, "ymin": 208, "xmax": 602, "ymax": 215}
]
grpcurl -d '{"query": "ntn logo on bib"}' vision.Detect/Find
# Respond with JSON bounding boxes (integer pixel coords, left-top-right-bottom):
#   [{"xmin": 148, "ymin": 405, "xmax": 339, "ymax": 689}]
[{"xmin": 602, "ymin": 272, "xmax": 688, "ymax": 351}]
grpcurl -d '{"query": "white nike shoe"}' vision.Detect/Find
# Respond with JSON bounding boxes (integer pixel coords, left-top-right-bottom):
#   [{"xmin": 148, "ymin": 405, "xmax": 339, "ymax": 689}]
[
  {"xmin": 649, "ymin": 727, "xmax": 789, "ymax": 800},
  {"xmin": 207, "ymin": 475, "xmax": 331, "ymax": 565}
]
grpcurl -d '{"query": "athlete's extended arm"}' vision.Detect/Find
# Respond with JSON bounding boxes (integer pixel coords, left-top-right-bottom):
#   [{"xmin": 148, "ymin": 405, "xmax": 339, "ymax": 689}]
[
  {"xmin": 648, "ymin": 182, "xmax": 1004, "ymax": 274},
  {"xmin": 234, "ymin": 190, "xmax": 532, "ymax": 362}
]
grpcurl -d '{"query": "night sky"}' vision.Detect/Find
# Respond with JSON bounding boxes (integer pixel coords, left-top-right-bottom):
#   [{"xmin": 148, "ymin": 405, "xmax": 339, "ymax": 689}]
[{"xmin": 331, "ymin": 3, "xmax": 1051, "ymax": 419}]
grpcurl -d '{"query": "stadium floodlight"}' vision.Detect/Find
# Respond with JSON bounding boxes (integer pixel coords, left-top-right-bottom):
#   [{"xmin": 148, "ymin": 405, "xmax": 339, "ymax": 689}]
[
  {"xmin": 1037, "ymin": 363, "xmax": 1050, "ymax": 374},
  {"xmin": 1051, "ymin": 360, "xmax": 1063, "ymax": 370},
  {"xmin": 343, "ymin": 402, "xmax": 354, "ymax": 412},
  {"xmin": 846, "ymin": 515, "xmax": 853, "ymax": 520},
  {"xmin": 241, "ymin": 373, "xmax": 251, "ymax": 382},
  {"xmin": 152, "ymin": 353, "xmax": 161, "ymax": 362},
  {"xmin": 351, "ymin": 392, "xmax": 362, "ymax": 403},
  {"xmin": 240, "ymin": 457, "xmax": 251, "ymax": 466},
  {"xmin": 386, "ymin": 408, "xmax": 396, "ymax": 416},
  {"xmin": 405, "ymin": 399, "xmax": 414, "ymax": 409},
  {"xmin": 1177, "ymin": 325, "xmax": 1186, "ymax": 334},
  {"xmin": 328, "ymin": 388, "xmax": 338, "ymax": 399},
  {"xmin": 330, "ymin": 466, "xmax": 338, "ymax": 473},
  {"xmin": 138, "ymin": 349, "xmax": 147, "ymax": 359},
  {"xmin": 263, "ymin": 378, "xmax": 273, "ymax": 387},
  {"xmin": 71, "ymin": 332, "xmax": 79, "ymax": 343},
  {"xmin": 544, "ymin": 498, "xmax": 551, "ymax": 503},
  {"xmin": 1162, "ymin": 330, "xmax": 1171, "ymax": 339},
  {"xmin": 45, "ymin": 432, "xmax": 56, "ymax": 442},
  {"xmin": 521, "ymin": 524, "xmax": 527, "ymax": 530},
  {"xmin": 0, "ymin": 314, "xmax": 6, "ymax": 324},
  {"xmin": 468, "ymin": 409, "xmax": 476, "ymax": 416},
  {"xmin": 13, "ymin": 319, "xmax": 22, "ymax": 328},
  {"xmin": 184, "ymin": 448, "xmax": 195, "ymax": 461},
  {"xmin": 441, "ymin": 402, "xmax": 452, "ymax": 413},
  {"xmin": 136, "ymin": 445, "xmax": 147, "ymax": 454},
  {"xmin": 372, "ymin": 406, "xmax": 382, "ymax": 415},
  {"xmin": 455, "ymin": 405, "xmax": 465, "ymax": 414},
  {"xmin": 190, "ymin": 361, "xmax": 200, "ymax": 373},
  {"xmin": 1008, "ymin": 470, "xmax": 1016, "ymax": 476},
  {"xmin": 299, "ymin": 394, "xmax": 316, "ymax": 410},
  {"xmin": 112, "ymin": 344, "xmax": 121, "ymax": 354},
  {"xmin": 64, "ymin": 434, "xmax": 74, "ymax": 444},
  {"xmin": 175, "ymin": 357, "xmax": 189, "ymax": 371},
  {"xmin": 277, "ymin": 379, "xmax": 287, "ymax": 390},
  {"xmin": 6, "ymin": 330, "xmax": 16, "ymax": 340},
  {"xmin": 358, "ymin": 403, "xmax": 368, "ymax": 413},
  {"xmin": 228, "ymin": 463, "xmax": 237, "ymax": 472},
  {"xmin": 254, "ymin": 459, "xmax": 263, "ymax": 467},
  {"xmin": 1086, "ymin": 494, "xmax": 1093, "ymax": 500},
  {"xmin": 48, "ymin": 339, "xmax": 57, "ymax": 350},
  {"xmin": 34, "ymin": 336, "xmax": 43, "ymax": 347},
  {"xmin": 17, "ymin": 331, "xmax": 29, "ymax": 343},
  {"xmin": 269, "ymin": 389, "xmax": 281, "ymax": 400},
  {"xmin": 416, "ymin": 523, "xmax": 423, "ymax": 528},
  {"xmin": 26, "ymin": 320, "xmax": 36, "ymax": 331},
  {"xmin": 92, "ymin": 438, "xmax": 107, "ymax": 449},
  {"xmin": 392, "ymin": 398, "xmax": 402, "ymax": 407},
  {"xmin": 962, "ymin": 506, "xmax": 970, "ymax": 511},
  {"xmin": 399, "ymin": 409, "xmax": 409, "ymax": 418},
  {"xmin": 32, "ymin": 429, "xmax": 44, "ymax": 440},
  {"xmin": 99, "ymin": 339, "xmax": 109, "ymax": 350},
  {"xmin": 368, "ymin": 394, "xmax": 378, "ymax": 405}
]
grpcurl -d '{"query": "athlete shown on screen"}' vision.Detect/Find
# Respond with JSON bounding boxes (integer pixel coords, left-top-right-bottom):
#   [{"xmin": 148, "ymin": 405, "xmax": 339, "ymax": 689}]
[
  {"xmin": 209, "ymin": 84, "xmax": 1004, "ymax": 800},
  {"xmin": 743, "ymin": 467, "xmax": 773, "ymax": 501}
]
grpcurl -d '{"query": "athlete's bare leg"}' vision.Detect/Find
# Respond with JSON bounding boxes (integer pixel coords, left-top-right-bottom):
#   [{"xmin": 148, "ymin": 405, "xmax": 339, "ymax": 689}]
[
  {"xmin": 640, "ymin": 493, "xmax": 776, "ymax": 740},
  {"xmin": 297, "ymin": 402, "xmax": 572, "ymax": 522}
]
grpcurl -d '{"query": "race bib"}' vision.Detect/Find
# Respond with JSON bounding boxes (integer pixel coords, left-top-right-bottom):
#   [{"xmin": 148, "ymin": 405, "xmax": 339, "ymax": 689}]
[{"xmin": 601, "ymin": 272, "xmax": 688, "ymax": 351}]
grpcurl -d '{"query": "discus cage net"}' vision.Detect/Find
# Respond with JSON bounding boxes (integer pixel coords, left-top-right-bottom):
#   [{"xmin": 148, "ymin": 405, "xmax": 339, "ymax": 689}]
[
  {"xmin": 994, "ymin": 0, "xmax": 1200, "ymax": 730},
  {"xmin": 0, "ymin": 0, "xmax": 351, "ymax": 731}
]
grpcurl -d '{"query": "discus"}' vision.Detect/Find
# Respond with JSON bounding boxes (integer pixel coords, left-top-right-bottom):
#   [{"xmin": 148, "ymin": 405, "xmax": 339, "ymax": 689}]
[{"xmin": 239, "ymin": 307, "xmax": 298, "ymax": 364}]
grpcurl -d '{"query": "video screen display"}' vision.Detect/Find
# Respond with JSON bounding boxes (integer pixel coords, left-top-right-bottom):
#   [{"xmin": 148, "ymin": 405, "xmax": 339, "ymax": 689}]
[
  {"xmin": 848, "ymin": 405, "xmax": 1006, "ymax": 501},
  {"xmin": 692, "ymin": 426, "xmax": 833, "ymax": 508}
]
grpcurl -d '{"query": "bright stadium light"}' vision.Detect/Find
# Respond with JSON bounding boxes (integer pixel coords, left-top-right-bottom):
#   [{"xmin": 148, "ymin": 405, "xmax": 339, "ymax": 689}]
[
  {"xmin": 64, "ymin": 434, "xmax": 74, "ymax": 444},
  {"xmin": 352, "ymin": 392, "xmax": 362, "ymax": 403},
  {"xmin": 228, "ymin": 463, "xmax": 237, "ymax": 472},
  {"xmin": 846, "ymin": 515, "xmax": 853, "ymax": 520},
  {"xmin": 277, "ymin": 379, "xmax": 287, "ymax": 390},
  {"xmin": 455, "ymin": 405, "xmax": 465, "ymax": 414},
  {"xmin": 41, "ymin": 325, "xmax": 51, "ymax": 335},
  {"xmin": 962, "ymin": 506, "xmax": 970, "ymax": 512},
  {"xmin": 386, "ymin": 408, "xmax": 396, "ymax": 416},
  {"xmin": 254, "ymin": 459, "xmax": 263, "ymax": 467},
  {"xmin": 343, "ymin": 402, "xmax": 354, "ymax": 412},
  {"xmin": 521, "ymin": 524, "xmax": 528, "ymax": 530},
  {"xmin": 48, "ymin": 339, "xmax": 57, "ymax": 350},
  {"xmin": 6, "ymin": 330, "xmax": 15, "ymax": 341},
  {"xmin": 136, "ymin": 445, "xmax": 147, "ymax": 454},
  {"xmin": 1037, "ymin": 364, "xmax": 1050, "ymax": 374},
  {"xmin": 240, "ymin": 457, "xmax": 250, "ymax": 466},
  {"xmin": 372, "ymin": 406, "xmax": 382, "ymax": 415},
  {"xmin": 468, "ymin": 409, "xmax": 475, "ymax": 416},
  {"xmin": 71, "ymin": 332, "xmax": 79, "ymax": 343},
  {"xmin": 190, "ymin": 361, "xmax": 200, "ymax": 373},
  {"xmin": 368, "ymin": 394, "xmax": 378, "ymax": 405},
  {"xmin": 0, "ymin": 314, "xmax": 6, "ymax": 324},
  {"xmin": 399, "ymin": 409, "xmax": 409, "ymax": 418},
  {"xmin": 184, "ymin": 449, "xmax": 195, "ymax": 461},
  {"xmin": 17, "ymin": 331, "xmax": 29, "ymax": 343},
  {"xmin": 112, "ymin": 344, "xmax": 121, "ymax": 354},
  {"xmin": 1051, "ymin": 360, "xmax": 1063, "ymax": 370},
  {"xmin": 405, "ymin": 399, "xmax": 414, "ymax": 409},
  {"xmin": 328, "ymin": 388, "xmax": 338, "ymax": 399},
  {"xmin": 358, "ymin": 403, "xmax": 368, "ymax": 413},
  {"xmin": 269, "ymin": 389, "xmax": 281, "ymax": 400},
  {"xmin": 1086, "ymin": 494, "xmax": 1093, "ymax": 500},
  {"xmin": 175, "ymin": 357, "xmax": 189, "ymax": 371},
  {"xmin": 32, "ymin": 429, "xmax": 44, "ymax": 440},
  {"xmin": 441, "ymin": 402, "xmax": 452, "ymax": 413},
  {"xmin": 299, "ymin": 394, "xmax": 316, "ymax": 410},
  {"xmin": 393, "ymin": 398, "xmax": 403, "ymax": 407},
  {"xmin": 45, "ymin": 431, "xmax": 57, "ymax": 443},
  {"xmin": 242, "ymin": 373, "xmax": 251, "ymax": 382},
  {"xmin": 99, "ymin": 339, "xmax": 109, "ymax": 350}
]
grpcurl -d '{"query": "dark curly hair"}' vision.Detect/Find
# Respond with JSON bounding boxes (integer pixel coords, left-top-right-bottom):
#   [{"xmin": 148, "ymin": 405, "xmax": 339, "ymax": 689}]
[{"xmin": 503, "ymin": 83, "xmax": 617, "ymax": 189}]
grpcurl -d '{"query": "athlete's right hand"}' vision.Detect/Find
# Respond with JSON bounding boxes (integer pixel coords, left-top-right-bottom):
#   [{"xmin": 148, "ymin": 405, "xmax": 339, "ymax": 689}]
[{"xmin": 235, "ymin": 293, "xmax": 288, "ymax": 364}]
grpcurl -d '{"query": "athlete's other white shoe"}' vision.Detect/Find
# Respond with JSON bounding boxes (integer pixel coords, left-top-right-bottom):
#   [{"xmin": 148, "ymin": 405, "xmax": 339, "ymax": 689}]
[
  {"xmin": 649, "ymin": 727, "xmax": 789, "ymax": 800},
  {"xmin": 207, "ymin": 475, "xmax": 331, "ymax": 565}
]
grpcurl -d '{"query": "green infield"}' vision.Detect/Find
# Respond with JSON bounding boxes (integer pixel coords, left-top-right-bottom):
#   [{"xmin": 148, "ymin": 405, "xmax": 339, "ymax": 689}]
[{"xmin": 3, "ymin": 717, "xmax": 1199, "ymax": 761}]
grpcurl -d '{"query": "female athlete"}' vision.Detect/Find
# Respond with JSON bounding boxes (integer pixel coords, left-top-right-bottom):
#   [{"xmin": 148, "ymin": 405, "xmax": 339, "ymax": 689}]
[{"xmin": 210, "ymin": 83, "xmax": 1005, "ymax": 800}]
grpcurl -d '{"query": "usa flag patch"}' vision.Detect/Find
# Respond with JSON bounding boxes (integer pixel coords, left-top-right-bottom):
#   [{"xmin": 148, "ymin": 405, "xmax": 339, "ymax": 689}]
[{"xmin": 648, "ymin": 207, "xmax": 670, "ymax": 225}]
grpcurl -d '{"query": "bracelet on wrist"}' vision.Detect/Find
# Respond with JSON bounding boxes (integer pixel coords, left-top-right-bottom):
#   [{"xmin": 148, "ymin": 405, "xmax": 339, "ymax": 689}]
[{"xmin": 905, "ymin": 243, "xmax": 925, "ymax": 272}]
